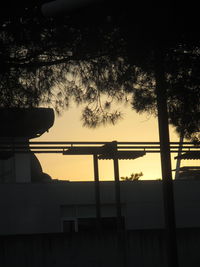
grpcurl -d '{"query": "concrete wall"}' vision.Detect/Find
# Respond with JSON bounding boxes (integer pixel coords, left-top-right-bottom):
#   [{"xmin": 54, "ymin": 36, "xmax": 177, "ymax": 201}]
[
  {"xmin": 1, "ymin": 229, "xmax": 200, "ymax": 267},
  {"xmin": 0, "ymin": 138, "xmax": 32, "ymax": 183},
  {"xmin": 0, "ymin": 180, "xmax": 200, "ymax": 235}
]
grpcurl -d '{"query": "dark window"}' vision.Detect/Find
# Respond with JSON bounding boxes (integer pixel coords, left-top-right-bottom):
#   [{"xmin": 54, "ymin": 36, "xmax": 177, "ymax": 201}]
[
  {"xmin": 62, "ymin": 220, "xmax": 76, "ymax": 233},
  {"xmin": 77, "ymin": 217, "xmax": 125, "ymax": 232},
  {"xmin": 101, "ymin": 217, "xmax": 125, "ymax": 232},
  {"xmin": 78, "ymin": 218, "xmax": 97, "ymax": 232},
  {"xmin": 62, "ymin": 216, "xmax": 125, "ymax": 233}
]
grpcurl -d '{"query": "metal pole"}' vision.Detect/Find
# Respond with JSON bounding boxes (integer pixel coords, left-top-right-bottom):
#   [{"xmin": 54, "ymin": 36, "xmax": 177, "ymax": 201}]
[
  {"xmin": 112, "ymin": 141, "xmax": 127, "ymax": 267},
  {"xmin": 93, "ymin": 154, "xmax": 101, "ymax": 230},
  {"xmin": 175, "ymin": 133, "xmax": 184, "ymax": 180},
  {"xmin": 155, "ymin": 47, "xmax": 179, "ymax": 267},
  {"xmin": 112, "ymin": 141, "xmax": 122, "ymax": 231}
]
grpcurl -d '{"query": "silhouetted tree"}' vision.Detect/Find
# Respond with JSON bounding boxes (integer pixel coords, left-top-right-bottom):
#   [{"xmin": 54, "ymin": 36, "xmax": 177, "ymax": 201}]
[
  {"xmin": 121, "ymin": 172, "xmax": 143, "ymax": 181},
  {"xmin": 0, "ymin": 1, "xmax": 199, "ymax": 140},
  {"xmin": 2, "ymin": 3, "xmax": 196, "ymax": 266}
]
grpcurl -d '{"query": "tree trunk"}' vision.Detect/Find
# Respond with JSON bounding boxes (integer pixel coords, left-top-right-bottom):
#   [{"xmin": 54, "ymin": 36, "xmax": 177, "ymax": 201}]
[{"xmin": 155, "ymin": 46, "xmax": 179, "ymax": 267}]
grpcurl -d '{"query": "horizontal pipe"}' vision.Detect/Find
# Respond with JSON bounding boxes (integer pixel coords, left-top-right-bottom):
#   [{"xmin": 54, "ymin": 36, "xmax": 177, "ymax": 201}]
[
  {"xmin": 0, "ymin": 146, "xmax": 199, "ymax": 150},
  {"xmin": 0, "ymin": 150, "xmax": 198, "ymax": 154},
  {"xmin": 0, "ymin": 141, "xmax": 197, "ymax": 145}
]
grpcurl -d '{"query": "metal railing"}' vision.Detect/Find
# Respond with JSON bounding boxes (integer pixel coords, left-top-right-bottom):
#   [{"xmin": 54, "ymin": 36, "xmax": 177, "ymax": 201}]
[{"xmin": 0, "ymin": 141, "xmax": 199, "ymax": 154}]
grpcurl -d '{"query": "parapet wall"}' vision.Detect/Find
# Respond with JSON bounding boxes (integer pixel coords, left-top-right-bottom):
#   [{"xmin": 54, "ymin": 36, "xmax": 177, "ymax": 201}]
[
  {"xmin": 1, "ymin": 229, "xmax": 200, "ymax": 267},
  {"xmin": 0, "ymin": 180, "xmax": 200, "ymax": 235}
]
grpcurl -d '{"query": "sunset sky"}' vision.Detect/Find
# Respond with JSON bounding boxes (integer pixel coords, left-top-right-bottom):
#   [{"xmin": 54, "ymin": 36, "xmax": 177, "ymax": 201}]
[{"xmin": 35, "ymin": 102, "xmax": 199, "ymax": 181}]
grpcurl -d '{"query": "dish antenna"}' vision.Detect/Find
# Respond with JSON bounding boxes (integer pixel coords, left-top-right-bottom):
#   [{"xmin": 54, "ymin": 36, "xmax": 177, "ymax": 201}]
[{"xmin": 42, "ymin": 0, "xmax": 103, "ymax": 17}]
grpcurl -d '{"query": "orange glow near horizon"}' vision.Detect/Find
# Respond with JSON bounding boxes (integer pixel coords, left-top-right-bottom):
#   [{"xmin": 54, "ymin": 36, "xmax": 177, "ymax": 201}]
[{"xmin": 35, "ymin": 104, "xmax": 199, "ymax": 181}]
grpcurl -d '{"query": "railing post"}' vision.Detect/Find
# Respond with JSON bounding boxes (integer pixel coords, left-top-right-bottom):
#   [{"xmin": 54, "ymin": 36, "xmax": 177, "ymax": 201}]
[{"xmin": 93, "ymin": 154, "xmax": 101, "ymax": 230}]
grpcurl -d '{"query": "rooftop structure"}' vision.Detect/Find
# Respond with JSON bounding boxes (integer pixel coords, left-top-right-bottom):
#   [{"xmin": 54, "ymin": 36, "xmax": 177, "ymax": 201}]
[
  {"xmin": 175, "ymin": 151, "xmax": 200, "ymax": 160},
  {"xmin": 0, "ymin": 107, "xmax": 54, "ymax": 139},
  {"xmin": 0, "ymin": 108, "xmax": 55, "ymax": 183}
]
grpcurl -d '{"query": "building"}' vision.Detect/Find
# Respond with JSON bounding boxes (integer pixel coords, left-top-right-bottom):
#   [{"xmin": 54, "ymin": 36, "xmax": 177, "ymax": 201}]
[
  {"xmin": 1, "ymin": 180, "xmax": 200, "ymax": 235},
  {"xmin": 1, "ymin": 108, "xmax": 200, "ymax": 266}
]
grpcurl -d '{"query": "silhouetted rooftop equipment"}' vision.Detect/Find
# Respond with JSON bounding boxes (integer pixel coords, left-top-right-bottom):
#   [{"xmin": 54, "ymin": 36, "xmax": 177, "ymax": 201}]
[
  {"xmin": 173, "ymin": 166, "xmax": 200, "ymax": 171},
  {"xmin": 172, "ymin": 166, "xmax": 200, "ymax": 180},
  {"xmin": 175, "ymin": 151, "xmax": 200, "ymax": 160},
  {"xmin": 62, "ymin": 146, "xmax": 146, "ymax": 159},
  {"xmin": 98, "ymin": 151, "xmax": 146, "ymax": 160},
  {"xmin": 0, "ymin": 108, "xmax": 54, "ymax": 139},
  {"xmin": 0, "ymin": 108, "xmax": 55, "ymax": 182},
  {"xmin": 63, "ymin": 146, "xmax": 103, "ymax": 155}
]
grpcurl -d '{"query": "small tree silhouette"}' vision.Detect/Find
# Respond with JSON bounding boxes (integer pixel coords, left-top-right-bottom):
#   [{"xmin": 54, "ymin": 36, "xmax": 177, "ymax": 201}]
[{"xmin": 120, "ymin": 172, "xmax": 143, "ymax": 181}]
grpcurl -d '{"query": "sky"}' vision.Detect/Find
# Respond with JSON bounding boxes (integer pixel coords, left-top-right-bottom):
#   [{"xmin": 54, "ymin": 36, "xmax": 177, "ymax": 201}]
[{"xmin": 35, "ymin": 102, "xmax": 199, "ymax": 181}]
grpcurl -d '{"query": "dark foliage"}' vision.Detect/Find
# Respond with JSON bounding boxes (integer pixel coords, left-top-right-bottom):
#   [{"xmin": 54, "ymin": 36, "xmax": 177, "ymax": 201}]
[
  {"xmin": 0, "ymin": 1, "xmax": 199, "ymax": 140},
  {"xmin": 121, "ymin": 172, "xmax": 143, "ymax": 181}
]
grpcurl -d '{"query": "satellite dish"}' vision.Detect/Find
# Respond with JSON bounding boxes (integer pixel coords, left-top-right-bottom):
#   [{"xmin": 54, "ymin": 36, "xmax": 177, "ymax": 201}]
[
  {"xmin": 0, "ymin": 108, "xmax": 54, "ymax": 139},
  {"xmin": 41, "ymin": 0, "xmax": 101, "ymax": 17}
]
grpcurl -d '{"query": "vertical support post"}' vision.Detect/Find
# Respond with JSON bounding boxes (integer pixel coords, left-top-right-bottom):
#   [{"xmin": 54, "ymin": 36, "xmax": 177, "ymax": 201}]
[
  {"xmin": 112, "ymin": 141, "xmax": 127, "ymax": 267},
  {"xmin": 175, "ymin": 133, "xmax": 184, "ymax": 180},
  {"xmin": 155, "ymin": 47, "xmax": 179, "ymax": 267},
  {"xmin": 93, "ymin": 154, "xmax": 101, "ymax": 230},
  {"xmin": 112, "ymin": 141, "xmax": 122, "ymax": 231}
]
